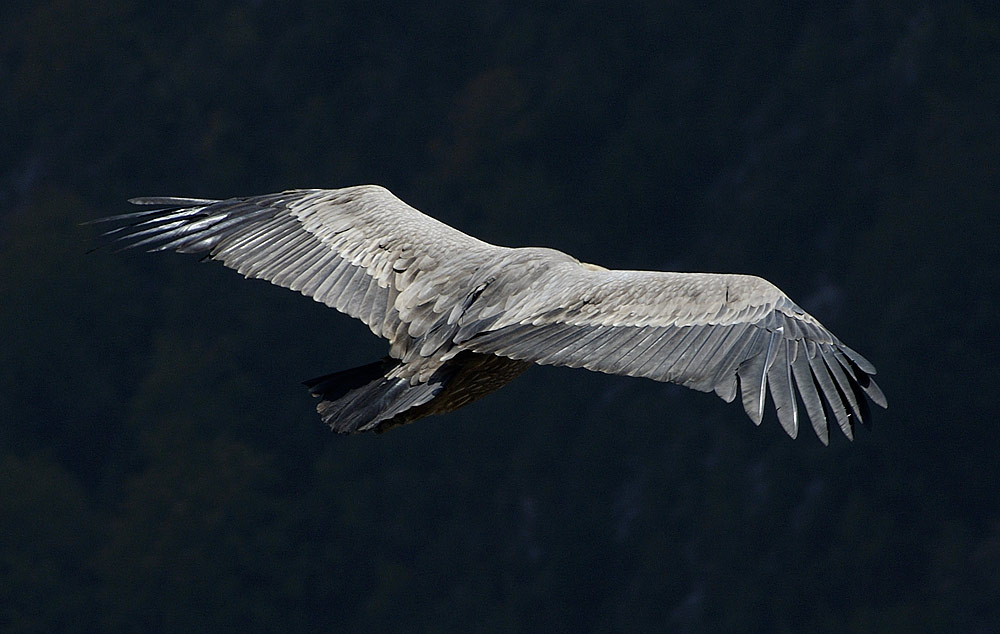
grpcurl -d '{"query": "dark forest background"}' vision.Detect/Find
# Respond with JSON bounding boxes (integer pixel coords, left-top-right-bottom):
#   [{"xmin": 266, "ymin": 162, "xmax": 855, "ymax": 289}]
[{"xmin": 3, "ymin": 1, "xmax": 998, "ymax": 632}]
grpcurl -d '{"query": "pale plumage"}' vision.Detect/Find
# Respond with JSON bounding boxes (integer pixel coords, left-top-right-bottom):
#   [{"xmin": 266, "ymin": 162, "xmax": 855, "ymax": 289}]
[{"xmin": 92, "ymin": 185, "xmax": 886, "ymax": 442}]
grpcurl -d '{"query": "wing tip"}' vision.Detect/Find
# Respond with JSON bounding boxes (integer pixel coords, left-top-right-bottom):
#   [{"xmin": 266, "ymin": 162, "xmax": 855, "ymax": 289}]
[{"xmin": 732, "ymin": 331, "xmax": 886, "ymax": 443}]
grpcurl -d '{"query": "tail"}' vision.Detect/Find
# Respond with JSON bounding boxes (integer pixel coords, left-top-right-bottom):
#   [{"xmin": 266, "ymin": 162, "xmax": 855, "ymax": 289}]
[
  {"xmin": 303, "ymin": 357, "xmax": 446, "ymax": 433},
  {"xmin": 304, "ymin": 352, "xmax": 532, "ymax": 434}
]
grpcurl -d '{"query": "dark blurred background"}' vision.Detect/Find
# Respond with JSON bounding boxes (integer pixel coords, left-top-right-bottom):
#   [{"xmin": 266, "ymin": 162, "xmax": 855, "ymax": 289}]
[{"xmin": 2, "ymin": 1, "xmax": 998, "ymax": 632}]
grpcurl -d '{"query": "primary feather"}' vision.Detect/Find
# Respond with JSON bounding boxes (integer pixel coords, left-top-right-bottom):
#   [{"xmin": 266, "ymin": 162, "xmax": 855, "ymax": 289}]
[{"xmin": 91, "ymin": 185, "xmax": 886, "ymax": 442}]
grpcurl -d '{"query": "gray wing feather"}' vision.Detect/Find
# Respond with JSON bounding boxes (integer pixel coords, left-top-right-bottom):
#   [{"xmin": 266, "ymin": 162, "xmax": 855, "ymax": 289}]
[
  {"xmin": 791, "ymin": 349, "xmax": 828, "ymax": 444},
  {"xmin": 767, "ymin": 339, "xmax": 799, "ymax": 438}
]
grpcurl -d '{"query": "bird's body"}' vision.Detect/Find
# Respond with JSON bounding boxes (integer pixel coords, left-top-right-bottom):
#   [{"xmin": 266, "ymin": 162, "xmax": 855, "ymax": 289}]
[{"xmin": 93, "ymin": 185, "xmax": 885, "ymax": 443}]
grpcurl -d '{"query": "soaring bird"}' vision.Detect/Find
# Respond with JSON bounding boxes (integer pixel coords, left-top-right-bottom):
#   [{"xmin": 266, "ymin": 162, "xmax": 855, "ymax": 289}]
[{"xmin": 92, "ymin": 185, "xmax": 885, "ymax": 443}]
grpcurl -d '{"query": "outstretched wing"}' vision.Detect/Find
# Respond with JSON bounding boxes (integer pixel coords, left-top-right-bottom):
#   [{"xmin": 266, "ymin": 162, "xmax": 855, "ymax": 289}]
[
  {"xmin": 89, "ymin": 186, "xmax": 505, "ymax": 360},
  {"xmin": 462, "ymin": 267, "xmax": 886, "ymax": 444}
]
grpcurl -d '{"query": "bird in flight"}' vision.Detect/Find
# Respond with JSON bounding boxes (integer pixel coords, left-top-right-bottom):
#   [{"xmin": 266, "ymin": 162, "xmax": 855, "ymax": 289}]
[{"xmin": 92, "ymin": 185, "xmax": 885, "ymax": 443}]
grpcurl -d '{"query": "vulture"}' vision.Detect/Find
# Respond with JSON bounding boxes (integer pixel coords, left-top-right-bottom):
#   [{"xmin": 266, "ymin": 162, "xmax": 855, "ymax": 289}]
[{"xmin": 91, "ymin": 185, "xmax": 886, "ymax": 443}]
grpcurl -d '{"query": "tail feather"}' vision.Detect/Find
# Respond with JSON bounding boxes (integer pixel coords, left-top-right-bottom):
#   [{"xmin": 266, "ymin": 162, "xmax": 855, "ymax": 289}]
[
  {"xmin": 303, "ymin": 358, "xmax": 395, "ymax": 402},
  {"xmin": 304, "ymin": 357, "xmax": 445, "ymax": 433},
  {"xmin": 304, "ymin": 352, "xmax": 531, "ymax": 434}
]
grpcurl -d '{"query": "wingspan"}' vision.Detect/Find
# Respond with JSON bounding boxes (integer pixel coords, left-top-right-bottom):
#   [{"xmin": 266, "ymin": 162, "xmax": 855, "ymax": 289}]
[{"xmin": 91, "ymin": 185, "xmax": 886, "ymax": 442}]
